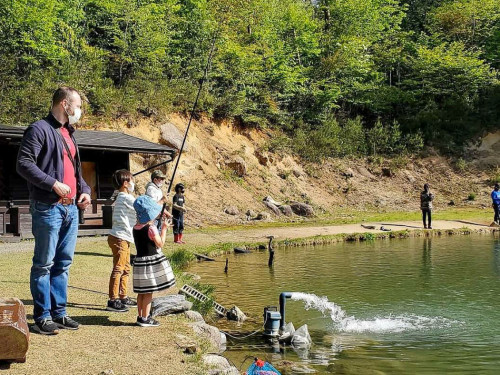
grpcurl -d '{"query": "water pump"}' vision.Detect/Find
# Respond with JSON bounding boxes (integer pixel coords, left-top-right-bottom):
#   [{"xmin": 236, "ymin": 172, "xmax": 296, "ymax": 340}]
[{"xmin": 263, "ymin": 292, "xmax": 293, "ymax": 337}]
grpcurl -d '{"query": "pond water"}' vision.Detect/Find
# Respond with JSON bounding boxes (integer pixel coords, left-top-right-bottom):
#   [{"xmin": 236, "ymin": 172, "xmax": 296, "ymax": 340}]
[{"xmin": 188, "ymin": 235, "xmax": 500, "ymax": 374}]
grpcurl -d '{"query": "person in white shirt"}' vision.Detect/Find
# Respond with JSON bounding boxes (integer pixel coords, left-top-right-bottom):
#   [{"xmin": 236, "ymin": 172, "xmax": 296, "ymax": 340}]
[
  {"xmin": 145, "ymin": 170, "xmax": 167, "ymax": 204},
  {"xmin": 106, "ymin": 169, "xmax": 137, "ymax": 312}
]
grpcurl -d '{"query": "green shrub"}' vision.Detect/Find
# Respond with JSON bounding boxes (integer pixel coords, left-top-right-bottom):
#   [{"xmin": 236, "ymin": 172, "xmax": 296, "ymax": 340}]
[
  {"xmin": 455, "ymin": 158, "xmax": 468, "ymax": 174},
  {"xmin": 168, "ymin": 248, "xmax": 194, "ymax": 271},
  {"xmin": 467, "ymin": 192, "xmax": 476, "ymax": 201}
]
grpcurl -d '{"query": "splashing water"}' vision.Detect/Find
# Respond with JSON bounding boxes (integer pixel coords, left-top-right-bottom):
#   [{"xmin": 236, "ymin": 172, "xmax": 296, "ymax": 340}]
[{"xmin": 290, "ymin": 292, "xmax": 459, "ymax": 333}]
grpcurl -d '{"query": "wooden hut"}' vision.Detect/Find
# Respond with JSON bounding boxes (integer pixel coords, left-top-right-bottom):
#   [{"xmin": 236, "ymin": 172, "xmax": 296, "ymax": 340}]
[{"xmin": 0, "ymin": 125, "xmax": 175, "ymax": 240}]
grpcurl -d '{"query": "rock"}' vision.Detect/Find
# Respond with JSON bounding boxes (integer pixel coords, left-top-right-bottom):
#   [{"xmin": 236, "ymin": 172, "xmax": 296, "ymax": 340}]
[
  {"xmin": 246, "ymin": 209, "xmax": 256, "ymax": 217},
  {"xmin": 160, "ymin": 122, "xmax": 188, "ymax": 151},
  {"xmin": 403, "ymin": 170, "xmax": 416, "ymax": 183},
  {"xmin": 99, "ymin": 370, "xmax": 114, "ymax": 375},
  {"xmin": 381, "ymin": 167, "xmax": 393, "ymax": 177},
  {"xmin": 258, "ymin": 244, "xmax": 267, "ymax": 250},
  {"xmin": 175, "ymin": 334, "xmax": 199, "ymax": 355},
  {"xmin": 192, "ymin": 322, "xmax": 226, "ymax": 353},
  {"xmin": 291, "ymin": 324, "xmax": 312, "ymax": 348},
  {"xmin": 254, "ymin": 150, "xmax": 270, "ymax": 166},
  {"xmin": 356, "ymin": 166, "xmax": 376, "ymax": 180},
  {"xmin": 181, "ymin": 272, "xmax": 201, "ymax": 281},
  {"xmin": 224, "ymin": 206, "xmax": 239, "ymax": 215},
  {"xmin": 225, "ymin": 157, "xmax": 247, "ymax": 177},
  {"xmin": 263, "ymin": 196, "xmax": 282, "ymax": 206},
  {"xmin": 279, "ymin": 205, "xmax": 293, "ymax": 216},
  {"xmin": 254, "ymin": 212, "xmax": 271, "ymax": 221},
  {"xmin": 292, "ymin": 168, "xmax": 304, "ymax": 178},
  {"xmin": 184, "ymin": 310, "xmax": 205, "ymax": 323},
  {"xmin": 202, "ymin": 354, "xmax": 239, "ymax": 375},
  {"xmin": 264, "ymin": 201, "xmax": 281, "ymax": 216},
  {"xmin": 342, "ymin": 168, "xmax": 355, "ymax": 178},
  {"xmin": 289, "ymin": 202, "xmax": 314, "ymax": 217},
  {"xmin": 151, "ymin": 295, "xmax": 193, "ymax": 317},
  {"xmin": 448, "ymin": 200, "xmax": 455, "ymax": 206},
  {"xmin": 226, "ymin": 306, "xmax": 247, "ymax": 322}
]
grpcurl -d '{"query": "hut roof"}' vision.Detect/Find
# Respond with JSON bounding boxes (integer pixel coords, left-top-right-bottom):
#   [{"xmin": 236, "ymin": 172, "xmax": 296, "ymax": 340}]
[{"xmin": 0, "ymin": 125, "xmax": 175, "ymax": 156}]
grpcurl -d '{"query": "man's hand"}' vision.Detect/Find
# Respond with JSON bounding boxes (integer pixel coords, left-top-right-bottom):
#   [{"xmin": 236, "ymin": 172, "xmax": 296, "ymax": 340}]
[
  {"xmin": 77, "ymin": 193, "xmax": 91, "ymax": 210},
  {"xmin": 52, "ymin": 181, "xmax": 71, "ymax": 197}
]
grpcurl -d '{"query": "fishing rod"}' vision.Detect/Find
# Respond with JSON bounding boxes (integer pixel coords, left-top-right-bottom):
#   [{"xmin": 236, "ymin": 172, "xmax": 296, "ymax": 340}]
[
  {"xmin": 166, "ymin": 28, "xmax": 220, "ymax": 195},
  {"xmin": 131, "ymin": 26, "xmax": 220, "ymax": 183}
]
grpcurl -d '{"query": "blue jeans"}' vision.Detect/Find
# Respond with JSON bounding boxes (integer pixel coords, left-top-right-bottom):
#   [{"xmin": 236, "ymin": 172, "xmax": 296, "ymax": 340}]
[
  {"xmin": 173, "ymin": 214, "xmax": 184, "ymax": 234},
  {"xmin": 30, "ymin": 201, "xmax": 78, "ymax": 322}
]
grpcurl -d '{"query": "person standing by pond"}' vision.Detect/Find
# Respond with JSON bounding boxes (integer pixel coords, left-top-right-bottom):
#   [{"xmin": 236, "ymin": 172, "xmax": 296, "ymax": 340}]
[
  {"xmin": 491, "ymin": 183, "xmax": 500, "ymax": 225},
  {"xmin": 16, "ymin": 87, "xmax": 91, "ymax": 335},
  {"xmin": 421, "ymin": 183, "xmax": 434, "ymax": 229},
  {"xmin": 132, "ymin": 195, "xmax": 175, "ymax": 327},
  {"xmin": 106, "ymin": 169, "xmax": 137, "ymax": 313},
  {"xmin": 172, "ymin": 183, "xmax": 187, "ymax": 244}
]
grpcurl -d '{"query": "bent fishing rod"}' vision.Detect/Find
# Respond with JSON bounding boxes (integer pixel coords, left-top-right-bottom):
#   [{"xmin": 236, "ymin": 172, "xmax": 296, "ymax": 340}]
[{"xmin": 132, "ymin": 27, "xmax": 220, "ymax": 229}]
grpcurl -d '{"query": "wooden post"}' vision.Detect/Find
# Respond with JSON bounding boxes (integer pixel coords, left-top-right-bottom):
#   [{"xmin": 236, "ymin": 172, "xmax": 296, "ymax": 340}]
[
  {"xmin": 9, "ymin": 206, "xmax": 20, "ymax": 236},
  {"xmin": 102, "ymin": 205, "xmax": 114, "ymax": 229},
  {"xmin": 224, "ymin": 258, "xmax": 228, "ymax": 273},
  {"xmin": 267, "ymin": 235, "xmax": 275, "ymax": 267}
]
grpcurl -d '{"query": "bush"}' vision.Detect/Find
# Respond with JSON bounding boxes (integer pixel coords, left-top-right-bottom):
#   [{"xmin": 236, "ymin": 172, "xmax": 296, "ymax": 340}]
[
  {"xmin": 489, "ymin": 167, "xmax": 500, "ymax": 184},
  {"xmin": 468, "ymin": 192, "xmax": 476, "ymax": 201},
  {"xmin": 168, "ymin": 248, "xmax": 194, "ymax": 271},
  {"xmin": 455, "ymin": 158, "xmax": 468, "ymax": 174}
]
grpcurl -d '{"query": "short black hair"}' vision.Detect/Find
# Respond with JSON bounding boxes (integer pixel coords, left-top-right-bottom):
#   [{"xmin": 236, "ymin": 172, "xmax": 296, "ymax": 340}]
[
  {"xmin": 52, "ymin": 86, "xmax": 79, "ymax": 106},
  {"xmin": 112, "ymin": 169, "xmax": 133, "ymax": 189}
]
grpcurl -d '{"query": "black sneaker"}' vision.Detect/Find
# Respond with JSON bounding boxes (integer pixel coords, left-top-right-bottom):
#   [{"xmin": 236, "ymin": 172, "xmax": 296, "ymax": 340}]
[
  {"xmin": 53, "ymin": 315, "xmax": 80, "ymax": 330},
  {"xmin": 32, "ymin": 319, "xmax": 59, "ymax": 335},
  {"xmin": 120, "ymin": 297, "xmax": 137, "ymax": 307},
  {"xmin": 136, "ymin": 316, "xmax": 160, "ymax": 327},
  {"xmin": 106, "ymin": 299, "xmax": 129, "ymax": 312}
]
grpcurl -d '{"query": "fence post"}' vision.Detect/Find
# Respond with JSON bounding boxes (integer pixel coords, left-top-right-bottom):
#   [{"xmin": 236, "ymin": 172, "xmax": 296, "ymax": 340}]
[{"xmin": 9, "ymin": 207, "xmax": 20, "ymax": 235}]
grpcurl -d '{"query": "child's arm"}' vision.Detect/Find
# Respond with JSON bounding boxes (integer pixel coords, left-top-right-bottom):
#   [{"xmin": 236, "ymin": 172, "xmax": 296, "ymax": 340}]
[{"xmin": 152, "ymin": 221, "xmax": 170, "ymax": 248}]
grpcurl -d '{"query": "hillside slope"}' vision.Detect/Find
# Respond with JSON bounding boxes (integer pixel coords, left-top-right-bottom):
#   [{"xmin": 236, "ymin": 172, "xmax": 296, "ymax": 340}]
[{"xmin": 91, "ymin": 115, "xmax": 493, "ymax": 226}]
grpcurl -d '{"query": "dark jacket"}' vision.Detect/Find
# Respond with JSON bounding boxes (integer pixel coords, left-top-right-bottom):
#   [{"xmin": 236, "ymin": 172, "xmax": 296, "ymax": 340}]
[
  {"xmin": 16, "ymin": 112, "xmax": 90, "ymax": 204},
  {"xmin": 420, "ymin": 191, "xmax": 434, "ymax": 210}
]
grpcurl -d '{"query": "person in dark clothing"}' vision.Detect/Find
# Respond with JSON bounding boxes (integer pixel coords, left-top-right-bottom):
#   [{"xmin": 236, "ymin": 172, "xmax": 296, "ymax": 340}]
[
  {"xmin": 16, "ymin": 87, "xmax": 91, "ymax": 335},
  {"xmin": 172, "ymin": 183, "xmax": 187, "ymax": 244},
  {"xmin": 420, "ymin": 183, "xmax": 434, "ymax": 229},
  {"xmin": 491, "ymin": 183, "xmax": 500, "ymax": 224}
]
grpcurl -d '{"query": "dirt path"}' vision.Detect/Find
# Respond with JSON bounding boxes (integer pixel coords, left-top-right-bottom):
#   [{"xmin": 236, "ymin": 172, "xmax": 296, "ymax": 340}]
[
  {"xmin": 0, "ymin": 219, "xmax": 493, "ymax": 254},
  {"xmin": 170, "ymin": 219, "xmax": 493, "ymax": 246}
]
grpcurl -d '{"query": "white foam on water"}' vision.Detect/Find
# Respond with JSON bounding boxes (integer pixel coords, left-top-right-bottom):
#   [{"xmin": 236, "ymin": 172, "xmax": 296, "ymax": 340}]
[{"xmin": 290, "ymin": 292, "xmax": 458, "ymax": 333}]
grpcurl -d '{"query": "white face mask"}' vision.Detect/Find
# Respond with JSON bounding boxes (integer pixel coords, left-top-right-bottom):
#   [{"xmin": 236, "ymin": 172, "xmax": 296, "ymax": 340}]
[
  {"xmin": 155, "ymin": 181, "xmax": 164, "ymax": 188},
  {"xmin": 127, "ymin": 181, "xmax": 135, "ymax": 193},
  {"xmin": 65, "ymin": 106, "xmax": 82, "ymax": 125}
]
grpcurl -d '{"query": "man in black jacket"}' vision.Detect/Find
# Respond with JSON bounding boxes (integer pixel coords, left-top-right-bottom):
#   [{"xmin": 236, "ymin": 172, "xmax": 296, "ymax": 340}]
[{"xmin": 17, "ymin": 87, "xmax": 91, "ymax": 335}]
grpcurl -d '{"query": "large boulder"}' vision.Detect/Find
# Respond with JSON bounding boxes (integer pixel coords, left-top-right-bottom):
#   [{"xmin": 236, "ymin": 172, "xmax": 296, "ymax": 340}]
[
  {"xmin": 225, "ymin": 157, "xmax": 247, "ymax": 177},
  {"xmin": 264, "ymin": 201, "xmax": 281, "ymax": 216},
  {"xmin": 202, "ymin": 354, "xmax": 239, "ymax": 375},
  {"xmin": 151, "ymin": 295, "xmax": 192, "ymax": 317},
  {"xmin": 192, "ymin": 322, "xmax": 227, "ymax": 353},
  {"xmin": 289, "ymin": 202, "xmax": 314, "ymax": 217},
  {"xmin": 160, "ymin": 122, "xmax": 188, "ymax": 151},
  {"xmin": 279, "ymin": 205, "xmax": 294, "ymax": 217}
]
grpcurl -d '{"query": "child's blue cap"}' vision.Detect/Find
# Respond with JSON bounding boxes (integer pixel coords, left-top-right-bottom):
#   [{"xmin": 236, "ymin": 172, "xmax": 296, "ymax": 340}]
[{"xmin": 133, "ymin": 195, "xmax": 162, "ymax": 224}]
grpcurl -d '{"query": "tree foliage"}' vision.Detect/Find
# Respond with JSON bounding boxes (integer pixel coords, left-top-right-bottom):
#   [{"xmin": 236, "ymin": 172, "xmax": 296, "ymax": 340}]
[{"xmin": 0, "ymin": 0, "xmax": 498, "ymax": 157}]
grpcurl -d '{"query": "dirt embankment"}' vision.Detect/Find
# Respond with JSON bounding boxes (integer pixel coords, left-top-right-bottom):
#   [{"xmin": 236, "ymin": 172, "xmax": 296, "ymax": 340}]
[{"xmin": 87, "ymin": 115, "xmax": 494, "ymax": 226}]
